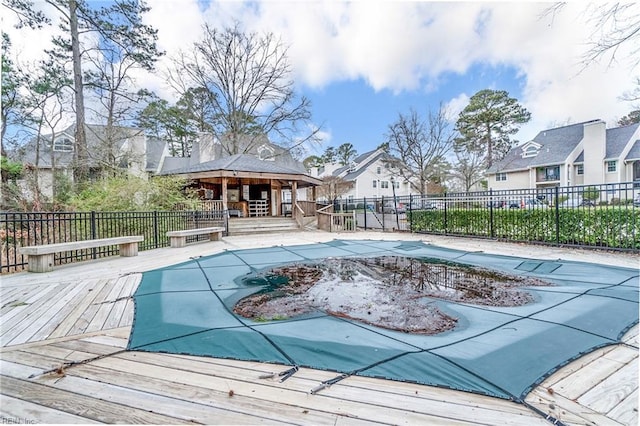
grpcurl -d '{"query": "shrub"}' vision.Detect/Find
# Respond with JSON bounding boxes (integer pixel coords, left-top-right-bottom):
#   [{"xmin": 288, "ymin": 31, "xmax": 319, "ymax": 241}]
[{"xmin": 68, "ymin": 175, "xmax": 198, "ymax": 211}]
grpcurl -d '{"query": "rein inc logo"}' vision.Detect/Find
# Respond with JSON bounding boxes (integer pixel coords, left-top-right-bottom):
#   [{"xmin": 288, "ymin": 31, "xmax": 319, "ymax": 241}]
[{"xmin": 1, "ymin": 416, "xmax": 36, "ymax": 424}]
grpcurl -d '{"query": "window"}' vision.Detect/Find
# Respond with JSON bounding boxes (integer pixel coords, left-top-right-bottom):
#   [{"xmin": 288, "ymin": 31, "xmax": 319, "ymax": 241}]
[
  {"xmin": 53, "ymin": 137, "xmax": 73, "ymax": 152},
  {"xmin": 381, "ymin": 180, "xmax": 389, "ymax": 189},
  {"xmin": 495, "ymin": 173, "xmax": 507, "ymax": 182},
  {"xmin": 372, "ymin": 180, "xmax": 377, "ymax": 188},
  {"xmin": 545, "ymin": 166, "xmax": 560, "ymax": 181},
  {"xmin": 606, "ymin": 160, "xmax": 617, "ymax": 173},
  {"xmin": 376, "ymin": 166, "xmax": 381, "ymax": 174},
  {"xmin": 576, "ymin": 164, "xmax": 584, "ymax": 175},
  {"xmin": 522, "ymin": 145, "xmax": 538, "ymax": 158},
  {"xmin": 257, "ymin": 144, "xmax": 275, "ymax": 161},
  {"xmin": 394, "ymin": 181, "xmax": 400, "ymax": 189}
]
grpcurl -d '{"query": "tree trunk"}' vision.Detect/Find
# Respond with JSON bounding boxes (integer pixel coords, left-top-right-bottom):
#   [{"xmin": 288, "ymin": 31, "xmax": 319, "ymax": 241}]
[
  {"xmin": 485, "ymin": 123, "xmax": 493, "ymax": 169},
  {"xmin": 69, "ymin": 0, "xmax": 88, "ymax": 183}
]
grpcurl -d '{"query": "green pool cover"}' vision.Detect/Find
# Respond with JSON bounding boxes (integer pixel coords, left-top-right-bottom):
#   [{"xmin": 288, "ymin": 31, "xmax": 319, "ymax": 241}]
[{"xmin": 128, "ymin": 239, "xmax": 638, "ymax": 401}]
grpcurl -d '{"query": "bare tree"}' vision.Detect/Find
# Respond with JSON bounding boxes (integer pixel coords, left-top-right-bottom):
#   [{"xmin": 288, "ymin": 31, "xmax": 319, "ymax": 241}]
[
  {"xmin": 169, "ymin": 23, "xmax": 321, "ymax": 155},
  {"xmin": 83, "ymin": 40, "xmax": 157, "ymax": 175},
  {"xmin": 385, "ymin": 105, "xmax": 454, "ymax": 195},
  {"xmin": 621, "ymin": 77, "xmax": 640, "ymax": 105},
  {"xmin": 316, "ymin": 176, "xmax": 353, "ymax": 204},
  {"xmin": 4, "ymin": 0, "xmax": 161, "ymax": 183},
  {"xmin": 542, "ymin": 3, "xmax": 640, "ymax": 70},
  {"xmin": 20, "ymin": 57, "xmax": 71, "ymax": 206},
  {"xmin": 451, "ymin": 147, "xmax": 486, "ymax": 192}
]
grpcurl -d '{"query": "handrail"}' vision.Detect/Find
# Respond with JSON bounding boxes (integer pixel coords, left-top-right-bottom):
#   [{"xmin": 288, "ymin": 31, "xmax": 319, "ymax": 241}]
[
  {"xmin": 317, "ymin": 204, "xmax": 333, "ymax": 213},
  {"xmin": 293, "ymin": 202, "xmax": 305, "ymax": 229}
]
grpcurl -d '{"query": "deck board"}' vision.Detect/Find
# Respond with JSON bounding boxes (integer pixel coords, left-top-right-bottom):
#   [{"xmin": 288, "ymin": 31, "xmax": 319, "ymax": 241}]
[
  {"xmin": 1, "ymin": 232, "xmax": 637, "ymax": 425},
  {"xmin": 577, "ymin": 358, "xmax": 638, "ymax": 413},
  {"xmin": 607, "ymin": 388, "xmax": 638, "ymax": 426},
  {"xmin": 0, "ymin": 394, "xmax": 103, "ymax": 424},
  {"xmin": 1, "ymin": 374, "xmax": 191, "ymax": 424},
  {"xmin": 48, "ymin": 279, "xmax": 112, "ymax": 339}
]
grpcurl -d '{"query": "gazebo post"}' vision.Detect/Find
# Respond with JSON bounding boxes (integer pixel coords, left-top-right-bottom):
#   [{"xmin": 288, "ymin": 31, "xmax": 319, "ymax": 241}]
[
  {"xmin": 221, "ymin": 177, "xmax": 228, "ymax": 212},
  {"xmin": 291, "ymin": 181, "xmax": 297, "ymax": 206}
]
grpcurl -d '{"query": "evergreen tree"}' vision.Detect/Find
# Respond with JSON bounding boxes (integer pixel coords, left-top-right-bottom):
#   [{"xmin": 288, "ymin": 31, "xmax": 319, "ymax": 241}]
[{"xmin": 454, "ymin": 89, "xmax": 530, "ymax": 170}]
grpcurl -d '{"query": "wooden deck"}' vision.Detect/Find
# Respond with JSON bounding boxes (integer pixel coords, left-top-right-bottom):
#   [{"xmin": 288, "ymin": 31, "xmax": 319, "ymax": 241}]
[{"xmin": 1, "ymin": 232, "xmax": 638, "ymax": 425}]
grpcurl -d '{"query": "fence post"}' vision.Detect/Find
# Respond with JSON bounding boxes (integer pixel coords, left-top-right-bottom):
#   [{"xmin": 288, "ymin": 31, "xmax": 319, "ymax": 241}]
[
  {"xmin": 381, "ymin": 195, "xmax": 386, "ymax": 231},
  {"xmin": 153, "ymin": 210, "xmax": 159, "ymax": 248},
  {"xmin": 489, "ymin": 188, "xmax": 494, "ymax": 238},
  {"xmin": 443, "ymin": 192, "xmax": 448, "ymax": 235},
  {"xmin": 409, "ymin": 194, "xmax": 413, "ymax": 233},
  {"xmin": 363, "ymin": 197, "xmax": 368, "ymax": 230},
  {"xmin": 90, "ymin": 211, "xmax": 97, "ymax": 259},
  {"xmin": 554, "ymin": 186, "xmax": 560, "ymax": 245}
]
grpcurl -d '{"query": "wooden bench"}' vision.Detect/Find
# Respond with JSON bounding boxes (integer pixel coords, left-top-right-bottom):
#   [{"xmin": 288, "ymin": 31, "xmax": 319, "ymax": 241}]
[
  {"xmin": 166, "ymin": 226, "xmax": 225, "ymax": 248},
  {"xmin": 18, "ymin": 236, "xmax": 144, "ymax": 273}
]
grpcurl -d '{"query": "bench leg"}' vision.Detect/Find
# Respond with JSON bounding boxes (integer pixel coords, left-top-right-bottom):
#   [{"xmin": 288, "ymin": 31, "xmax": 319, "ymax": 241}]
[
  {"xmin": 119, "ymin": 242, "xmax": 139, "ymax": 257},
  {"xmin": 27, "ymin": 254, "xmax": 54, "ymax": 273},
  {"xmin": 169, "ymin": 236, "xmax": 186, "ymax": 248},
  {"xmin": 208, "ymin": 231, "xmax": 222, "ymax": 241}
]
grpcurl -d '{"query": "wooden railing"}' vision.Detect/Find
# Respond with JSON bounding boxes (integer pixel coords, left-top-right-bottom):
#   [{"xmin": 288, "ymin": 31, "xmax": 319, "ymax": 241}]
[
  {"xmin": 293, "ymin": 203, "xmax": 305, "ymax": 229},
  {"xmin": 175, "ymin": 200, "xmax": 224, "ymax": 211},
  {"xmin": 317, "ymin": 210, "xmax": 356, "ymax": 232},
  {"xmin": 297, "ymin": 200, "xmax": 318, "ymax": 217}
]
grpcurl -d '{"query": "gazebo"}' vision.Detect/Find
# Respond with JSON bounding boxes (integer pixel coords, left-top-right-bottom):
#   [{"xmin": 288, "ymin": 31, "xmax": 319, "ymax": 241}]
[{"xmin": 160, "ymin": 153, "xmax": 321, "ymax": 218}]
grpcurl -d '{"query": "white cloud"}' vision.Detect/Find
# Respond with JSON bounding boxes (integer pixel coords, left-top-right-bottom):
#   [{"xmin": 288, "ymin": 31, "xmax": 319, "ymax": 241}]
[
  {"xmin": 445, "ymin": 93, "xmax": 470, "ymax": 122},
  {"xmin": 5, "ymin": 0, "xmax": 638, "ymax": 145}
]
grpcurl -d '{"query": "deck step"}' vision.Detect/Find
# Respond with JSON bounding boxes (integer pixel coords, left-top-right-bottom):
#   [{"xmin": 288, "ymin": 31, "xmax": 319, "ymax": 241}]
[{"xmin": 227, "ymin": 217, "xmax": 302, "ymax": 236}]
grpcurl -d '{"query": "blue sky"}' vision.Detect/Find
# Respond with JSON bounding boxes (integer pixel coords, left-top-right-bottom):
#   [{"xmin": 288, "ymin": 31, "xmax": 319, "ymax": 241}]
[
  {"xmin": 305, "ymin": 64, "xmax": 527, "ymax": 154},
  {"xmin": 5, "ymin": 1, "xmax": 639, "ymax": 158}
]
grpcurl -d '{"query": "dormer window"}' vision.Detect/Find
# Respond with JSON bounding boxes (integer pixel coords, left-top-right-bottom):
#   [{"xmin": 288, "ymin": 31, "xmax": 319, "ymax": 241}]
[
  {"xmin": 53, "ymin": 137, "xmax": 74, "ymax": 152},
  {"xmin": 257, "ymin": 144, "xmax": 275, "ymax": 161},
  {"xmin": 522, "ymin": 144, "xmax": 539, "ymax": 158}
]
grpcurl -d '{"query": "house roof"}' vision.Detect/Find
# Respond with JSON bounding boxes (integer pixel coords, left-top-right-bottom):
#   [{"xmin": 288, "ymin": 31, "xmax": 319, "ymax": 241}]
[
  {"xmin": 19, "ymin": 124, "xmax": 145, "ymax": 168},
  {"xmin": 329, "ymin": 149, "xmax": 388, "ymax": 181},
  {"xmin": 145, "ymin": 138, "xmax": 167, "ymax": 172},
  {"xmin": 606, "ymin": 123, "xmax": 640, "ymax": 159},
  {"xmin": 626, "ymin": 139, "xmax": 640, "ymax": 161},
  {"xmin": 488, "ymin": 121, "xmax": 587, "ymax": 173},
  {"xmin": 159, "ymin": 153, "xmax": 315, "ymax": 179}
]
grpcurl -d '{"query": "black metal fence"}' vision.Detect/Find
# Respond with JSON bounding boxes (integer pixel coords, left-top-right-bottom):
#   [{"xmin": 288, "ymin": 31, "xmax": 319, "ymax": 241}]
[
  {"xmin": 1, "ymin": 210, "xmax": 227, "ymax": 273},
  {"xmin": 2, "ymin": 182, "xmax": 638, "ymax": 273},
  {"xmin": 333, "ymin": 181, "xmax": 640, "ymax": 252}
]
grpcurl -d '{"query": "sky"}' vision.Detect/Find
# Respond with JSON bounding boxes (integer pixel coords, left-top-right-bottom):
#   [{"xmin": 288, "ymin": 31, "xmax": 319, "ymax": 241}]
[{"xmin": 4, "ymin": 1, "xmax": 639, "ymax": 157}]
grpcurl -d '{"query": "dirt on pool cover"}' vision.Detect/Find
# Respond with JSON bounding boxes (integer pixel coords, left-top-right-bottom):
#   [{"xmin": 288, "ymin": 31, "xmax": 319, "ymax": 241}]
[{"xmin": 233, "ymin": 256, "xmax": 552, "ymax": 335}]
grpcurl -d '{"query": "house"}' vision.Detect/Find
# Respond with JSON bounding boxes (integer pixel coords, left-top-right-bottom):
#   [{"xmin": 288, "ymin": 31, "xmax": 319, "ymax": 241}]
[
  {"xmin": 14, "ymin": 124, "xmax": 164, "ymax": 199},
  {"xmin": 486, "ymin": 120, "xmax": 640, "ymax": 196},
  {"xmin": 309, "ymin": 148, "xmax": 422, "ymax": 203},
  {"xmin": 14, "ymin": 124, "xmax": 321, "ymax": 216},
  {"xmin": 158, "ymin": 133, "xmax": 321, "ymax": 217}
]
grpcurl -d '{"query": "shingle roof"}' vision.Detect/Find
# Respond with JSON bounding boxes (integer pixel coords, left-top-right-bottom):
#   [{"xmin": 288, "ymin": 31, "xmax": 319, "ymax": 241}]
[
  {"xmin": 625, "ymin": 139, "xmax": 640, "ymax": 161},
  {"xmin": 488, "ymin": 120, "xmax": 640, "ymax": 174},
  {"xmin": 158, "ymin": 153, "xmax": 308, "ymax": 176},
  {"xmin": 329, "ymin": 149, "xmax": 388, "ymax": 181},
  {"xmin": 19, "ymin": 124, "xmax": 145, "ymax": 168},
  {"xmin": 487, "ymin": 121, "xmax": 587, "ymax": 173},
  {"xmin": 606, "ymin": 123, "xmax": 640, "ymax": 159}
]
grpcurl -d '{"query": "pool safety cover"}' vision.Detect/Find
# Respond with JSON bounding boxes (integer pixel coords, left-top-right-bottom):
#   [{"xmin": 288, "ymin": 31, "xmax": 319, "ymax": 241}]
[{"xmin": 128, "ymin": 239, "xmax": 639, "ymax": 401}]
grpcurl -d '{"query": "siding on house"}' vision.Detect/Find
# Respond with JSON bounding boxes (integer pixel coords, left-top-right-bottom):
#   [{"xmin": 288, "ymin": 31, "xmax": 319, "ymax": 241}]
[
  {"xmin": 310, "ymin": 149, "xmax": 419, "ymax": 201},
  {"xmin": 486, "ymin": 120, "xmax": 640, "ymax": 191}
]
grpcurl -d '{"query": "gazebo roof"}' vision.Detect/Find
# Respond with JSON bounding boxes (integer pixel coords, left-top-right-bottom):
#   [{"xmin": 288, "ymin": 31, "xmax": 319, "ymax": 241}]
[{"xmin": 160, "ymin": 154, "xmax": 321, "ymax": 187}]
